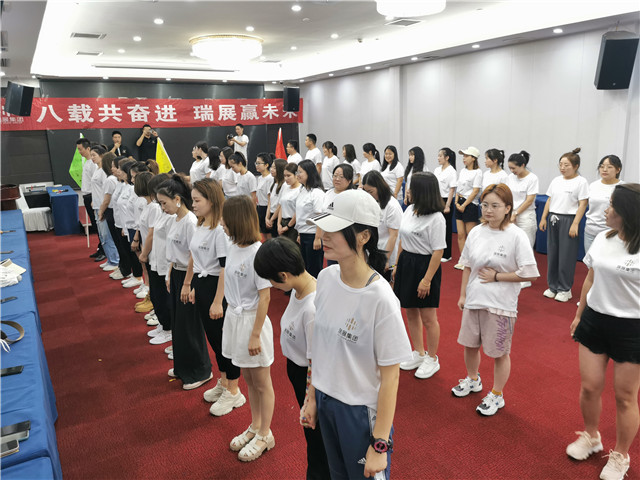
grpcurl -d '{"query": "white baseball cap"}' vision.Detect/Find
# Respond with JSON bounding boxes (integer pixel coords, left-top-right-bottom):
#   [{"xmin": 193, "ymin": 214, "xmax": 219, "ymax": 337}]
[
  {"xmin": 307, "ymin": 189, "xmax": 380, "ymax": 232},
  {"xmin": 459, "ymin": 146, "xmax": 480, "ymax": 158}
]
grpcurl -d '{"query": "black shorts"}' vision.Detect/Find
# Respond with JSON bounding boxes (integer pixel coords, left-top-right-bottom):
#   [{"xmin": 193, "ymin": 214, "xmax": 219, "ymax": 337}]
[
  {"xmin": 393, "ymin": 250, "xmax": 441, "ymax": 308},
  {"xmin": 573, "ymin": 305, "xmax": 640, "ymax": 364},
  {"xmin": 455, "ymin": 196, "xmax": 479, "ymax": 223},
  {"xmin": 257, "ymin": 205, "xmax": 268, "ymax": 234}
]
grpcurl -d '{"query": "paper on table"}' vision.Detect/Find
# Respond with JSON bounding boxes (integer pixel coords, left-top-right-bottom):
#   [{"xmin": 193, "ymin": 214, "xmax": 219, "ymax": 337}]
[{"xmin": 0, "ymin": 259, "xmax": 26, "ymax": 275}]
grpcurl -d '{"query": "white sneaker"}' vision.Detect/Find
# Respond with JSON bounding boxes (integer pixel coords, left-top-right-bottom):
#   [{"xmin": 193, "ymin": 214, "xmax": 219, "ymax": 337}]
[
  {"xmin": 136, "ymin": 287, "xmax": 149, "ymax": 299},
  {"xmin": 183, "ymin": 372, "xmax": 213, "ymax": 391},
  {"xmin": 146, "ymin": 315, "xmax": 159, "ymax": 326},
  {"xmin": 99, "ymin": 261, "xmax": 109, "ymax": 269},
  {"xmin": 555, "ymin": 291, "xmax": 572, "ymax": 302},
  {"xmin": 209, "ymin": 389, "xmax": 246, "ymax": 416},
  {"xmin": 566, "ymin": 431, "xmax": 603, "ymax": 460},
  {"xmin": 454, "ymin": 263, "xmax": 465, "ymax": 270},
  {"xmin": 452, "ymin": 375, "xmax": 483, "ymax": 397},
  {"xmin": 543, "ymin": 288, "xmax": 556, "ymax": 299},
  {"xmin": 135, "ymin": 285, "xmax": 146, "ymax": 295},
  {"xmin": 400, "ymin": 351, "xmax": 425, "ymax": 371},
  {"xmin": 167, "ymin": 352, "xmax": 174, "ymax": 360},
  {"xmin": 103, "ymin": 264, "xmax": 118, "ymax": 272},
  {"xmin": 144, "ymin": 310, "xmax": 155, "ymax": 320},
  {"xmin": 600, "ymin": 451, "xmax": 630, "ymax": 480},
  {"xmin": 120, "ymin": 274, "xmax": 133, "ymax": 284},
  {"xmin": 168, "ymin": 368, "xmax": 177, "ymax": 378},
  {"xmin": 476, "ymin": 392, "xmax": 505, "ymax": 416},
  {"xmin": 164, "ymin": 345, "xmax": 173, "ymax": 354},
  {"xmin": 147, "ymin": 324, "xmax": 163, "ymax": 337},
  {"xmin": 441, "ymin": 257, "xmax": 452, "ymax": 263},
  {"xmin": 110, "ymin": 269, "xmax": 125, "ymax": 280},
  {"xmin": 520, "ymin": 281, "xmax": 532, "ymax": 288},
  {"xmin": 204, "ymin": 379, "xmax": 225, "ymax": 403},
  {"xmin": 415, "ymin": 355, "xmax": 440, "ymax": 379},
  {"xmin": 149, "ymin": 330, "xmax": 172, "ymax": 345},
  {"xmin": 123, "ymin": 277, "xmax": 143, "ymax": 288}
]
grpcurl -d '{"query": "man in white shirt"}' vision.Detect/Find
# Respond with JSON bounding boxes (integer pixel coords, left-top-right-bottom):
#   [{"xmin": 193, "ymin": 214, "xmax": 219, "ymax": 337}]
[
  {"xmin": 287, "ymin": 140, "xmax": 303, "ymax": 164},
  {"xmin": 230, "ymin": 123, "xmax": 249, "ymax": 159},
  {"xmin": 77, "ymin": 138, "xmax": 105, "ymax": 260},
  {"xmin": 305, "ymin": 133, "xmax": 323, "ymax": 174}
]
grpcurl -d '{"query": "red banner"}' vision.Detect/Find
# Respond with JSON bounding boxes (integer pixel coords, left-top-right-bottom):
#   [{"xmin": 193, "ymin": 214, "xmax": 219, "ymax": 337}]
[{"xmin": 1, "ymin": 97, "xmax": 303, "ymax": 131}]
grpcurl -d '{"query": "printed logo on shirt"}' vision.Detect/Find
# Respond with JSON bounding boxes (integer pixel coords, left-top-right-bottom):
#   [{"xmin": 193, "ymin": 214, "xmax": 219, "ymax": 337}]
[
  {"xmin": 337, "ymin": 317, "xmax": 358, "ymax": 343},
  {"xmin": 493, "ymin": 245, "xmax": 507, "ymax": 258},
  {"xmin": 283, "ymin": 322, "xmax": 296, "ymax": 342},
  {"xmin": 233, "ymin": 262, "xmax": 248, "ymax": 278},
  {"xmin": 411, "ymin": 228, "xmax": 423, "ymax": 237},
  {"xmin": 171, "ymin": 236, "xmax": 183, "ymax": 246},
  {"xmin": 198, "ymin": 240, "xmax": 209, "ymax": 251},
  {"xmin": 616, "ymin": 258, "xmax": 638, "ymax": 273}
]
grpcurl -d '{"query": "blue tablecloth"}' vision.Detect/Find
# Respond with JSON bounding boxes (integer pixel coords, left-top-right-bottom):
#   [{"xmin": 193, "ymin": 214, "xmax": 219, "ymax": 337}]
[
  {"xmin": 1, "ymin": 457, "xmax": 55, "ymax": 480},
  {"xmin": 47, "ymin": 186, "xmax": 80, "ymax": 236},
  {"xmin": 534, "ymin": 194, "xmax": 586, "ymax": 260}
]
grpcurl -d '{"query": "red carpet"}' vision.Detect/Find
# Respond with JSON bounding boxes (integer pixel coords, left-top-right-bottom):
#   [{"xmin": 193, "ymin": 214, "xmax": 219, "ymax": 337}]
[{"xmin": 28, "ymin": 230, "xmax": 637, "ymax": 479}]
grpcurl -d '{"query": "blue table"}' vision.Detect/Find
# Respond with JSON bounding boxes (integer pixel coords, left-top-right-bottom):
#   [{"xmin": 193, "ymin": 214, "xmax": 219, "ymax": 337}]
[
  {"xmin": 1, "ymin": 457, "xmax": 55, "ymax": 480},
  {"xmin": 47, "ymin": 185, "xmax": 80, "ymax": 236},
  {"xmin": 535, "ymin": 194, "xmax": 586, "ymax": 261}
]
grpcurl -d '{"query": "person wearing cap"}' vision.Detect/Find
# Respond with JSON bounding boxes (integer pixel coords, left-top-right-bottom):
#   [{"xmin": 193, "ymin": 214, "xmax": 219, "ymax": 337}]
[
  {"xmin": 454, "ymin": 146, "xmax": 483, "ymax": 270},
  {"xmin": 299, "ymin": 189, "xmax": 412, "ymax": 480}
]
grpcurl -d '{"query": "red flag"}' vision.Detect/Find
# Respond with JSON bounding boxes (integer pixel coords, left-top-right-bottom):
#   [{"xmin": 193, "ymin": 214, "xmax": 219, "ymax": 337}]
[{"xmin": 275, "ymin": 127, "xmax": 287, "ymax": 160}]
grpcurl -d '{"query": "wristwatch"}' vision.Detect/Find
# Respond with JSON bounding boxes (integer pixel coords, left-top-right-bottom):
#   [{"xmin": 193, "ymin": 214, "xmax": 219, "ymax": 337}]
[{"xmin": 370, "ymin": 436, "xmax": 393, "ymax": 454}]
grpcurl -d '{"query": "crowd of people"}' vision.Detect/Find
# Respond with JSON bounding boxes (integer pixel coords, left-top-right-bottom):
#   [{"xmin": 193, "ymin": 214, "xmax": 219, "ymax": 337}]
[{"xmin": 75, "ymin": 130, "xmax": 639, "ymax": 480}]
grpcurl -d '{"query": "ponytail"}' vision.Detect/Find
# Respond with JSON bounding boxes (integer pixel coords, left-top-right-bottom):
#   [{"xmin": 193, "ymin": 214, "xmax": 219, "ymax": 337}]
[
  {"xmin": 342, "ymin": 224, "xmax": 387, "ymax": 275},
  {"xmin": 156, "ymin": 174, "xmax": 193, "ymax": 210}
]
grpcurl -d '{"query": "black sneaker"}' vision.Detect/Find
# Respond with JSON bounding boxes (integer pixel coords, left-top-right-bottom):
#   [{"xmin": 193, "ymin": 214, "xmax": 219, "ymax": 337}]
[
  {"xmin": 89, "ymin": 251, "xmax": 100, "ymax": 258},
  {"xmin": 94, "ymin": 254, "xmax": 106, "ymax": 262}
]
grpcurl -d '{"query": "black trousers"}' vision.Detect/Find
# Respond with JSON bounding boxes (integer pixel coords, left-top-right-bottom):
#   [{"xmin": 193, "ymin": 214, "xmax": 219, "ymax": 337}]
[
  {"xmin": 286, "ymin": 359, "xmax": 331, "ymax": 480},
  {"xmin": 442, "ymin": 197, "xmax": 453, "ymax": 260},
  {"xmin": 148, "ymin": 267, "xmax": 172, "ymax": 331},
  {"xmin": 192, "ymin": 275, "xmax": 240, "ymax": 381},
  {"xmin": 299, "ymin": 233, "xmax": 324, "ymax": 279},
  {"xmin": 104, "ymin": 209, "xmax": 132, "ymax": 276},
  {"xmin": 83, "ymin": 194, "xmax": 101, "ymax": 246},
  {"xmin": 170, "ymin": 269, "xmax": 212, "ymax": 384}
]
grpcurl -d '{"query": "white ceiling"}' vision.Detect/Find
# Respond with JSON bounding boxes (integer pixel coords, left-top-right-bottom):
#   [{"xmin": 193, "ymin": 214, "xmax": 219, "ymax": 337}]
[{"xmin": 1, "ymin": 0, "xmax": 639, "ymax": 86}]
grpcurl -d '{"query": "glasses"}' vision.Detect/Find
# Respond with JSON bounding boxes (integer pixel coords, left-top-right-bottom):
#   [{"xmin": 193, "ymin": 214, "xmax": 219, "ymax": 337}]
[
  {"xmin": 255, "ymin": 162, "xmax": 266, "ymax": 165},
  {"xmin": 481, "ymin": 202, "xmax": 506, "ymax": 211},
  {"xmin": 332, "ymin": 174, "xmax": 345, "ymax": 180},
  {"xmin": 599, "ymin": 165, "xmax": 615, "ymax": 170}
]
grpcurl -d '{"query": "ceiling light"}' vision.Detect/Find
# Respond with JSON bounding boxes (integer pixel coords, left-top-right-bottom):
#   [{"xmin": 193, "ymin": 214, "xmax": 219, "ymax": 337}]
[
  {"xmin": 133, "ymin": 36, "xmax": 142, "ymax": 42},
  {"xmin": 0, "ymin": 72, "xmax": 5, "ymax": 77},
  {"xmin": 246, "ymin": 26, "xmax": 255, "ymax": 32},
  {"xmin": 190, "ymin": 34, "xmax": 263, "ymax": 68},
  {"xmin": 291, "ymin": 4, "xmax": 302, "ymax": 12},
  {"xmin": 329, "ymin": 73, "xmax": 334, "ymax": 77},
  {"xmin": 376, "ymin": 0, "xmax": 446, "ymax": 17},
  {"xmin": 103, "ymin": 76, "xmax": 109, "ymax": 80},
  {"xmin": 553, "ymin": 28, "xmax": 563, "ymax": 34},
  {"xmin": 290, "ymin": 46, "xmax": 297, "ymax": 51},
  {"xmin": 271, "ymin": 81, "xmax": 277, "ymax": 84},
  {"xmin": 365, "ymin": 66, "xmax": 371, "ymax": 70},
  {"xmin": 411, "ymin": 56, "xmax": 418, "ymax": 61},
  {"xmin": 166, "ymin": 78, "xmax": 171, "ymax": 81},
  {"xmin": 330, "ymin": 33, "xmax": 339, "ymax": 39},
  {"xmin": 299, "ymin": 79, "xmax": 305, "ymax": 82},
  {"xmin": 117, "ymin": 49, "xmax": 125, "ymax": 54},
  {"xmin": 222, "ymin": 79, "xmax": 228, "ymax": 83},
  {"xmin": 472, "ymin": 44, "xmax": 480, "ymax": 49},
  {"xmin": 32, "ymin": 75, "xmax": 37, "ymax": 79},
  {"xmin": 154, "ymin": 18, "xmax": 164, "ymax": 25}
]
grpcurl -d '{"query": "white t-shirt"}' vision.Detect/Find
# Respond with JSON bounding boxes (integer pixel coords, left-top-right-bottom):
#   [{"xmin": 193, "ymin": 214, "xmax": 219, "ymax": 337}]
[
  {"xmin": 323, "ymin": 188, "xmax": 339, "ymax": 212},
  {"xmin": 236, "ymin": 171, "xmax": 257, "ymax": 198},
  {"xmin": 81, "ymin": 158, "xmax": 96, "ymax": 194},
  {"xmin": 224, "ymin": 242, "xmax": 271, "ymax": 310},
  {"xmin": 189, "ymin": 158, "xmax": 210, "ymax": 185},
  {"xmin": 586, "ymin": 180, "xmax": 622, "ymax": 237},
  {"xmin": 506, "ymin": 172, "xmax": 539, "ymax": 212},
  {"xmin": 482, "ymin": 169, "xmax": 509, "ymax": 190},
  {"xmin": 398, "ymin": 205, "xmax": 447, "ymax": 256},
  {"xmin": 340, "ymin": 159, "xmax": 361, "ymax": 177},
  {"xmin": 405, "ymin": 164, "xmax": 428, "ymax": 192},
  {"xmin": 269, "ymin": 183, "xmax": 285, "ymax": 214},
  {"xmin": 115, "ymin": 182, "xmax": 133, "ymax": 229},
  {"xmin": 189, "ymin": 224, "xmax": 228, "ymax": 277},
  {"xmin": 288, "ymin": 153, "xmax": 302, "ymax": 165},
  {"xmin": 460, "ymin": 223, "xmax": 540, "ymax": 314},
  {"xmin": 279, "ymin": 184, "xmax": 301, "ymax": 219},
  {"xmin": 312, "ymin": 265, "xmax": 412, "ymax": 409},
  {"xmin": 166, "ymin": 211, "xmax": 197, "ymax": 268},
  {"xmin": 360, "ymin": 160, "xmax": 381, "ymax": 179},
  {"xmin": 112, "ymin": 182, "xmax": 125, "ymax": 227},
  {"xmin": 546, "ymin": 175, "xmax": 590, "ymax": 214},
  {"xmin": 583, "ymin": 231, "xmax": 640, "ymax": 319},
  {"xmin": 296, "ymin": 188, "xmax": 325, "ymax": 234},
  {"xmin": 321, "ymin": 155, "xmax": 340, "ymax": 190},
  {"xmin": 138, "ymin": 200, "xmax": 153, "ymax": 244},
  {"xmin": 457, "ymin": 168, "xmax": 483, "ymax": 204},
  {"xmin": 256, "ymin": 175, "xmax": 274, "ymax": 207},
  {"xmin": 150, "ymin": 206, "xmax": 175, "ymax": 275},
  {"xmin": 305, "ymin": 147, "xmax": 323, "ymax": 166},
  {"xmin": 121, "ymin": 184, "xmax": 137, "ymax": 230},
  {"xmin": 434, "ymin": 165, "xmax": 457, "ymax": 199},
  {"xmin": 209, "ymin": 164, "xmax": 224, "ymax": 182},
  {"xmin": 381, "ymin": 163, "xmax": 405, "ymax": 200},
  {"xmin": 104, "ymin": 175, "xmax": 118, "ymax": 208},
  {"xmin": 281, "ymin": 290, "xmax": 315, "ymax": 367},
  {"xmin": 378, "ymin": 199, "xmax": 403, "ymax": 266},
  {"xmin": 90, "ymin": 168, "xmax": 106, "ymax": 208},
  {"xmin": 221, "ymin": 168, "xmax": 238, "ymax": 196},
  {"xmin": 233, "ymin": 135, "xmax": 249, "ymax": 159},
  {"xmin": 133, "ymin": 196, "xmax": 146, "ymax": 231}
]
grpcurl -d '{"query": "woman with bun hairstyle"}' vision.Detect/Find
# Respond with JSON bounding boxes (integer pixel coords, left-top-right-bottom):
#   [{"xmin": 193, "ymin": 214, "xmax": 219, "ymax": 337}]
[
  {"xmin": 539, "ymin": 148, "xmax": 589, "ymax": 303},
  {"xmin": 205, "ymin": 146, "xmax": 222, "ymax": 181},
  {"xmin": 266, "ymin": 158, "xmax": 287, "ymax": 238},
  {"xmin": 482, "ymin": 149, "xmax": 508, "ymax": 190},
  {"xmin": 454, "ymin": 147, "xmax": 483, "ymax": 270},
  {"xmin": 156, "ymin": 174, "xmax": 213, "ymax": 390},
  {"xmin": 434, "ymin": 147, "xmax": 457, "ymax": 262},
  {"xmin": 567, "ymin": 183, "xmax": 639, "ymax": 480},
  {"xmin": 360, "ymin": 142, "xmax": 382, "ymax": 179}
]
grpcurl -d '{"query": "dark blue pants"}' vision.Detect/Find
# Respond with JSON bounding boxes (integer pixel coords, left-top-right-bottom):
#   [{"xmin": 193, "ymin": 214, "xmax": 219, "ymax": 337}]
[{"xmin": 299, "ymin": 233, "xmax": 324, "ymax": 279}]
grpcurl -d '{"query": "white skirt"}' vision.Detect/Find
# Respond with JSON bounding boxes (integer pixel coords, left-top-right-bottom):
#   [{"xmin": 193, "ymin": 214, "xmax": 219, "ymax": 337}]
[{"xmin": 222, "ymin": 308, "xmax": 274, "ymax": 368}]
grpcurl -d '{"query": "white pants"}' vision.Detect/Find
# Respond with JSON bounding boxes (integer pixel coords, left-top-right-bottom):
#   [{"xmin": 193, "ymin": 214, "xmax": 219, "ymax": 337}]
[{"xmin": 515, "ymin": 209, "xmax": 537, "ymax": 248}]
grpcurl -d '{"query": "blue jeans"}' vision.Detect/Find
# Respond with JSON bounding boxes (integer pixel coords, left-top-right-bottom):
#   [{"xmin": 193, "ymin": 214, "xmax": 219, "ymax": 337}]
[{"xmin": 95, "ymin": 209, "xmax": 119, "ymax": 265}]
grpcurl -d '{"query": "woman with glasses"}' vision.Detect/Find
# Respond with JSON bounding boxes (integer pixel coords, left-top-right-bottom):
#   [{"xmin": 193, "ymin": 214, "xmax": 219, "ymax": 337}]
[
  {"xmin": 323, "ymin": 164, "xmax": 354, "ymax": 212},
  {"xmin": 255, "ymin": 153, "xmax": 275, "ymax": 239},
  {"xmin": 453, "ymin": 184, "xmax": 539, "ymax": 416}
]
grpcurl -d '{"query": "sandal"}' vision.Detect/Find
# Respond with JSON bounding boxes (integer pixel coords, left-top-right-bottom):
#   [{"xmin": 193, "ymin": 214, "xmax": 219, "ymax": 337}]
[
  {"xmin": 238, "ymin": 431, "xmax": 275, "ymax": 462},
  {"xmin": 230, "ymin": 425, "xmax": 258, "ymax": 452}
]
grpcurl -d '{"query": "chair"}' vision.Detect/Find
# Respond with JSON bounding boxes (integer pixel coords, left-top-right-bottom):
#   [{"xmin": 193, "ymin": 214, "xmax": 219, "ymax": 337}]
[{"xmin": 16, "ymin": 187, "xmax": 53, "ymax": 232}]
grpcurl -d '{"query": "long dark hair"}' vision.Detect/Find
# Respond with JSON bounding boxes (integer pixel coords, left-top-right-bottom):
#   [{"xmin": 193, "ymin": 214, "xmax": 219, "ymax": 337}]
[
  {"xmin": 298, "ymin": 159, "xmax": 323, "ymax": 191},
  {"xmin": 405, "ymin": 146, "xmax": 425, "ymax": 178},
  {"xmin": 409, "ymin": 172, "xmax": 444, "ymax": 216},
  {"xmin": 485, "ymin": 148, "xmax": 505, "ymax": 169},
  {"xmin": 221, "ymin": 147, "xmax": 233, "ymax": 169},
  {"xmin": 156, "ymin": 174, "xmax": 193, "ymax": 210},
  {"xmin": 381, "ymin": 145, "xmax": 399, "ymax": 172},
  {"xmin": 323, "ymin": 141, "xmax": 338, "ymax": 157},
  {"xmin": 208, "ymin": 146, "xmax": 221, "ymax": 170},
  {"xmin": 270, "ymin": 158, "xmax": 287, "ymax": 195},
  {"xmin": 343, "ymin": 144, "xmax": 357, "ymax": 164},
  {"xmin": 440, "ymin": 147, "xmax": 456, "ymax": 170},
  {"xmin": 606, "ymin": 183, "xmax": 640, "ymax": 254},
  {"xmin": 341, "ymin": 224, "xmax": 386, "ymax": 275},
  {"xmin": 362, "ymin": 170, "xmax": 392, "ymax": 209},
  {"xmin": 363, "ymin": 142, "xmax": 380, "ymax": 162}
]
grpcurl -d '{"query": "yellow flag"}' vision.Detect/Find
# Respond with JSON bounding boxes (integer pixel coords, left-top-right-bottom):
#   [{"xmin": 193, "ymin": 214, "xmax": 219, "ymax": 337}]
[{"xmin": 155, "ymin": 138, "xmax": 175, "ymax": 173}]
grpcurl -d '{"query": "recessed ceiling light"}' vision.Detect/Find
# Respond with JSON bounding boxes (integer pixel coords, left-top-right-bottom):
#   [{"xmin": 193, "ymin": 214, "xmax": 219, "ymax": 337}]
[
  {"xmin": 472, "ymin": 44, "xmax": 480, "ymax": 49},
  {"xmin": 291, "ymin": 46, "xmax": 297, "ymax": 51},
  {"xmin": 553, "ymin": 28, "xmax": 563, "ymax": 34},
  {"xmin": 330, "ymin": 33, "xmax": 339, "ymax": 39},
  {"xmin": 32, "ymin": 75, "xmax": 37, "ymax": 79},
  {"xmin": 271, "ymin": 81, "xmax": 277, "ymax": 84},
  {"xmin": 133, "ymin": 36, "xmax": 142, "ymax": 42},
  {"xmin": 299, "ymin": 79, "xmax": 305, "ymax": 82},
  {"xmin": 302, "ymin": 17, "xmax": 310, "ymax": 22},
  {"xmin": 411, "ymin": 56, "xmax": 418, "ymax": 61},
  {"xmin": 246, "ymin": 26, "xmax": 255, "ymax": 32},
  {"xmin": 117, "ymin": 48, "xmax": 125, "ymax": 54},
  {"xmin": 222, "ymin": 79, "xmax": 228, "ymax": 83},
  {"xmin": 166, "ymin": 78, "xmax": 171, "ymax": 81},
  {"xmin": 103, "ymin": 76, "xmax": 109, "ymax": 80},
  {"xmin": 291, "ymin": 4, "xmax": 302, "ymax": 12},
  {"xmin": 365, "ymin": 66, "xmax": 371, "ymax": 70},
  {"xmin": 329, "ymin": 73, "xmax": 334, "ymax": 77},
  {"xmin": 154, "ymin": 18, "xmax": 164, "ymax": 25}
]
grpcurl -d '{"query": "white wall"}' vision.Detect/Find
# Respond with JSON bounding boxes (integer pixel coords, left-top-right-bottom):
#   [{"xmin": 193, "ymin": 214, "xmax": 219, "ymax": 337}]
[{"xmin": 299, "ymin": 23, "xmax": 640, "ymax": 190}]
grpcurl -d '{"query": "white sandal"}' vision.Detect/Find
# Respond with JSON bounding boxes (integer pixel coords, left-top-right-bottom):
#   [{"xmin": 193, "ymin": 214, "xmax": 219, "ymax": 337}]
[
  {"xmin": 230, "ymin": 425, "xmax": 258, "ymax": 452},
  {"xmin": 238, "ymin": 431, "xmax": 275, "ymax": 462}
]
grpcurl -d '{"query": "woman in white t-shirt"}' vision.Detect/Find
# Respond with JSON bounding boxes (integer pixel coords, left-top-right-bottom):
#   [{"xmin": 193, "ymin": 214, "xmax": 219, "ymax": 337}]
[
  {"xmin": 361, "ymin": 170, "xmax": 402, "ymax": 280},
  {"xmin": 266, "ymin": 159, "xmax": 287, "ymax": 239},
  {"xmin": 156, "ymin": 175, "xmax": 213, "ymax": 391},
  {"xmin": 229, "ymin": 152, "xmax": 257, "ymax": 203},
  {"xmin": 360, "ymin": 142, "xmax": 382, "ymax": 180},
  {"xmin": 320, "ymin": 141, "xmax": 340, "ymax": 190},
  {"xmin": 187, "ymin": 141, "xmax": 210, "ymax": 186},
  {"xmin": 403, "ymin": 146, "xmax": 427, "ymax": 207},
  {"xmin": 277, "ymin": 163, "xmax": 302, "ymax": 243},
  {"xmin": 585, "ymin": 155, "xmax": 623, "ymax": 254},
  {"xmin": 130, "ymin": 172, "xmax": 153, "ymax": 302},
  {"xmin": 506, "ymin": 151, "xmax": 539, "ymax": 248},
  {"xmin": 295, "ymin": 160, "xmax": 325, "ymax": 278},
  {"xmin": 220, "ymin": 196, "xmax": 274, "ymax": 462},
  {"xmin": 454, "ymin": 183, "xmax": 539, "ymax": 416},
  {"xmin": 567, "ymin": 184, "xmax": 639, "ymax": 480},
  {"xmin": 90, "ymin": 146, "xmax": 120, "ymax": 269},
  {"xmin": 482, "ymin": 149, "xmax": 508, "ymax": 191},
  {"xmin": 301, "ymin": 189, "xmax": 412, "ymax": 480},
  {"xmin": 254, "ymin": 237, "xmax": 330, "ymax": 478},
  {"xmin": 381, "ymin": 145, "xmax": 404, "ymax": 203},
  {"xmin": 205, "ymin": 146, "xmax": 222, "ymax": 181},
  {"xmin": 434, "ymin": 147, "xmax": 457, "ymax": 262},
  {"xmin": 455, "ymin": 147, "xmax": 483, "ymax": 270},
  {"xmin": 392, "ymin": 173, "xmax": 447, "ymax": 380},
  {"xmin": 323, "ymin": 164, "xmax": 354, "ymax": 212},
  {"xmin": 97, "ymin": 153, "xmax": 124, "ymax": 275},
  {"xmin": 341, "ymin": 144, "xmax": 361, "ymax": 186},
  {"xmin": 539, "ymin": 148, "xmax": 589, "ymax": 303},
  {"xmin": 219, "ymin": 147, "xmax": 238, "ymax": 197},
  {"xmin": 255, "ymin": 153, "xmax": 275, "ymax": 239}
]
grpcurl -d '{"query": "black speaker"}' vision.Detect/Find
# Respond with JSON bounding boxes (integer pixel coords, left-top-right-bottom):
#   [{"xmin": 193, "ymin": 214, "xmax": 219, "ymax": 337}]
[
  {"xmin": 283, "ymin": 86, "xmax": 300, "ymax": 112},
  {"xmin": 594, "ymin": 31, "xmax": 639, "ymax": 90},
  {"xmin": 4, "ymin": 81, "xmax": 35, "ymax": 116}
]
